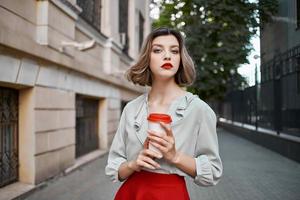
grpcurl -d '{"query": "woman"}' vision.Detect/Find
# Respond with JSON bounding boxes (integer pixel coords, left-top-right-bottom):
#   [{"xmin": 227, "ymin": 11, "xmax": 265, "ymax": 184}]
[{"xmin": 105, "ymin": 27, "xmax": 223, "ymax": 200}]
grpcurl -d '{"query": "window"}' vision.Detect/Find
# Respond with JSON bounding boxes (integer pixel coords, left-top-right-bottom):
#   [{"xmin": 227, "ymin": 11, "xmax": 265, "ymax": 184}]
[
  {"xmin": 119, "ymin": 0, "xmax": 129, "ymax": 52},
  {"xmin": 297, "ymin": 0, "xmax": 300, "ymax": 28},
  {"xmin": 75, "ymin": 95, "xmax": 99, "ymax": 158},
  {"xmin": 297, "ymin": 57, "xmax": 300, "ymax": 94},
  {"xmin": 139, "ymin": 12, "xmax": 144, "ymax": 49},
  {"xmin": 77, "ymin": 0, "xmax": 101, "ymax": 31},
  {"xmin": 0, "ymin": 87, "xmax": 18, "ymax": 188},
  {"xmin": 261, "ymin": 67, "xmax": 266, "ymax": 82}
]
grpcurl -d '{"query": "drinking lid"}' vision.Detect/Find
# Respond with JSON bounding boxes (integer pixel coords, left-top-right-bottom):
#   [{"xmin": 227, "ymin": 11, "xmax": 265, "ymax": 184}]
[{"xmin": 147, "ymin": 113, "xmax": 172, "ymax": 123}]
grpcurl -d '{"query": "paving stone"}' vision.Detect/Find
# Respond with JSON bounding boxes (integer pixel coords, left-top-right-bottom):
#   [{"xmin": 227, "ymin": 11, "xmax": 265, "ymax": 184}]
[{"xmin": 24, "ymin": 128, "xmax": 300, "ymax": 200}]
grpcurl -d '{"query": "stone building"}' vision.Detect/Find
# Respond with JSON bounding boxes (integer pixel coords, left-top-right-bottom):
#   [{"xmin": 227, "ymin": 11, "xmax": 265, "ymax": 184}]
[
  {"xmin": 0, "ymin": 0, "xmax": 150, "ymax": 198},
  {"xmin": 260, "ymin": 0, "xmax": 300, "ymax": 134}
]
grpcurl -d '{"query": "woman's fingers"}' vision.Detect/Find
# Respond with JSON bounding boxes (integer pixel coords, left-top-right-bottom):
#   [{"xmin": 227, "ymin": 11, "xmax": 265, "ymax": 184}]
[
  {"xmin": 148, "ymin": 134, "xmax": 169, "ymax": 147},
  {"xmin": 148, "ymin": 133, "xmax": 174, "ymax": 152},
  {"xmin": 143, "ymin": 149, "xmax": 162, "ymax": 159},
  {"xmin": 150, "ymin": 141, "xmax": 168, "ymax": 153},
  {"xmin": 159, "ymin": 122, "xmax": 173, "ymax": 137},
  {"xmin": 141, "ymin": 155, "xmax": 160, "ymax": 168},
  {"xmin": 147, "ymin": 127, "xmax": 177, "ymax": 164},
  {"xmin": 136, "ymin": 153, "xmax": 160, "ymax": 169},
  {"xmin": 148, "ymin": 130, "xmax": 174, "ymax": 144},
  {"xmin": 143, "ymin": 137, "xmax": 150, "ymax": 149},
  {"xmin": 132, "ymin": 146, "xmax": 163, "ymax": 172}
]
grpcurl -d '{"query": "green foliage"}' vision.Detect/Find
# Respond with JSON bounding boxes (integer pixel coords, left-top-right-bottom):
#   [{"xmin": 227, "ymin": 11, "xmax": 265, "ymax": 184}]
[
  {"xmin": 258, "ymin": 0, "xmax": 279, "ymax": 27},
  {"xmin": 152, "ymin": 0, "xmax": 278, "ymax": 100}
]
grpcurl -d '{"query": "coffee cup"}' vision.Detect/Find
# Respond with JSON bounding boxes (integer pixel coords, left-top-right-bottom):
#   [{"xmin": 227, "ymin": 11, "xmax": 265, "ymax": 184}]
[{"xmin": 147, "ymin": 113, "xmax": 172, "ymax": 154}]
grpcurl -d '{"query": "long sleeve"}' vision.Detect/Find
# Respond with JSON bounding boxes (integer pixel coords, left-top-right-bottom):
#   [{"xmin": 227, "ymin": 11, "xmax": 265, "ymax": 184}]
[
  {"xmin": 105, "ymin": 106, "xmax": 128, "ymax": 182},
  {"xmin": 193, "ymin": 105, "xmax": 223, "ymax": 186}
]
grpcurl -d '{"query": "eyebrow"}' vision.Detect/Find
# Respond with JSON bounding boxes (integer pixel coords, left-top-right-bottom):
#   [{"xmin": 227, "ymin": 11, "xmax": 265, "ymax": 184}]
[{"xmin": 152, "ymin": 44, "xmax": 179, "ymax": 48}]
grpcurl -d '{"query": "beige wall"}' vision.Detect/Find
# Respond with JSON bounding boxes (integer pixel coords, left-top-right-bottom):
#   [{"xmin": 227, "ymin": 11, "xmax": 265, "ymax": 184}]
[
  {"xmin": 0, "ymin": 0, "xmax": 150, "ymax": 188},
  {"xmin": 109, "ymin": 0, "xmax": 121, "ymax": 43},
  {"xmin": 34, "ymin": 86, "xmax": 76, "ymax": 183},
  {"xmin": 128, "ymin": 0, "xmax": 151, "ymax": 59},
  {"xmin": 0, "ymin": 52, "xmax": 140, "ymax": 184},
  {"xmin": 19, "ymin": 88, "xmax": 36, "ymax": 184}
]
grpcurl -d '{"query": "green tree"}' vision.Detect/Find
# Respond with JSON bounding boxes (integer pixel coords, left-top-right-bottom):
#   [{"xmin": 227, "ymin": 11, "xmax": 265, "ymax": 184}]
[{"xmin": 152, "ymin": 0, "xmax": 277, "ymax": 101}]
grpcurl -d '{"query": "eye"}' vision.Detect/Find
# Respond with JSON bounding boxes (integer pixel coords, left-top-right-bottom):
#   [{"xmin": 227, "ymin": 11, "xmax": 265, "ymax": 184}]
[
  {"xmin": 171, "ymin": 49, "xmax": 179, "ymax": 54},
  {"xmin": 152, "ymin": 48, "xmax": 162, "ymax": 53}
]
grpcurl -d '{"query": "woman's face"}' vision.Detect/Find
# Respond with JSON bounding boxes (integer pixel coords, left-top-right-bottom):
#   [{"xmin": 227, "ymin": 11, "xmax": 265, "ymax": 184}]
[{"xmin": 149, "ymin": 35, "xmax": 181, "ymax": 82}]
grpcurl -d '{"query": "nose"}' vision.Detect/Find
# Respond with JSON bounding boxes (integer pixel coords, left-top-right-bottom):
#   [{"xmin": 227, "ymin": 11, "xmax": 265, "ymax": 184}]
[{"xmin": 163, "ymin": 50, "xmax": 171, "ymax": 60}]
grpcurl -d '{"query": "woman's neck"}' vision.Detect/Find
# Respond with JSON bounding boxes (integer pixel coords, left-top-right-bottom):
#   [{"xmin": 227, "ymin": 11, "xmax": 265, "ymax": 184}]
[{"xmin": 148, "ymin": 79, "xmax": 186, "ymax": 104}]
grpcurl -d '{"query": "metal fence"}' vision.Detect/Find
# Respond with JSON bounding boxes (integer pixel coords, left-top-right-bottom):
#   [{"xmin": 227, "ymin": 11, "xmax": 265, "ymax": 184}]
[
  {"xmin": 77, "ymin": 0, "xmax": 101, "ymax": 31},
  {"xmin": 213, "ymin": 45, "xmax": 300, "ymax": 137},
  {"xmin": 75, "ymin": 95, "xmax": 99, "ymax": 158},
  {"xmin": 0, "ymin": 87, "xmax": 18, "ymax": 188}
]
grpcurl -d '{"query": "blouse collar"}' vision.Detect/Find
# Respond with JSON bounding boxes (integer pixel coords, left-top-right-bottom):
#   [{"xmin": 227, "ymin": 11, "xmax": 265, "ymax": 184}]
[{"xmin": 134, "ymin": 92, "xmax": 197, "ymax": 130}]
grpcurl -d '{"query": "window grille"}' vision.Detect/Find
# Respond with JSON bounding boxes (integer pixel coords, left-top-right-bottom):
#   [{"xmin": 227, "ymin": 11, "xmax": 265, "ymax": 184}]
[
  {"xmin": 75, "ymin": 95, "xmax": 99, "ymax": 158},
  {"xmin": 0, "ymin": 87, "xmax": 18, "ymax": 188},
  {"xmin": 77, "ymin": 0, "xmax": 101, "ymax": 32}
]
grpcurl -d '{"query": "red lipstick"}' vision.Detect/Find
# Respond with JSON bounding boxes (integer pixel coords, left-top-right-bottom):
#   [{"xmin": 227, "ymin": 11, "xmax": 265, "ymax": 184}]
[{"xmin": 161, "ymin": 63, "xmax": 173, "ymax": 69}]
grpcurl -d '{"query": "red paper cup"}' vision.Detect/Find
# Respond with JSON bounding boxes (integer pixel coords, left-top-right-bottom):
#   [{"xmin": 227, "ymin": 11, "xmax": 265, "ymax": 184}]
[{"xmin": 147, "ymin": 113, "xmax": 172, "ymax": 154}]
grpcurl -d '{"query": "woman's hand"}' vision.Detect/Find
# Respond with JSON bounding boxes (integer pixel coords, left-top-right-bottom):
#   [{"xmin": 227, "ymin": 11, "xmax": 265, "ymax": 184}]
[
  {"xmin": 147, "ymin": 122, "xmax": 180, "ymax": 164},
  {"xmin": 128, "ymin": 138, "xmax": 162, "ymax": 171}
]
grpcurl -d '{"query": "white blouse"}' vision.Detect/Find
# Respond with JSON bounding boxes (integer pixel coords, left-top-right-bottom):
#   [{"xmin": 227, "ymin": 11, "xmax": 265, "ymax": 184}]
[{"xmin": 105, "ymin": 92, "xmax": 223, "ymax": 186}]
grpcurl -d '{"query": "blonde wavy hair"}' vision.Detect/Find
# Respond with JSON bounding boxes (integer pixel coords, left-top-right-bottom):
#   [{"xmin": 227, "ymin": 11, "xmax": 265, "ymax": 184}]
[{"xmin": 126, "ymin": 27, "xmax": 196, "ymax": 86}]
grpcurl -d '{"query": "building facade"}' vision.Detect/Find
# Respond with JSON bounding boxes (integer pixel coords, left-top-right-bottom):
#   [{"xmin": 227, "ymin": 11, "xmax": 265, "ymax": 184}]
[
  {"xmin": 260, "ymin": 0, "xmax": 300, "ymax": 135},
  {"xmin": 0, "ymin": 0, "xmax": 150, "ymax": 197}
]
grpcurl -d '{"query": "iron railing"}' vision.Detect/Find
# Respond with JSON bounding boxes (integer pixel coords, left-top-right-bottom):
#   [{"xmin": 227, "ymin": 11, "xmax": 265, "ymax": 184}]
[
  {"xmin": 0, "ymin": 87, "xmax": 18, "ymax": 188},
  {"xmin": 75, "ymin": 95, "xmax": 99, "ymax": 158},
  {"xmin": 77, "ymin": 0, "xmax": 101, "ymax": 31},
  {"xmin": 214, "ymin": 44, "xmax": 300, "ymax": 137}
]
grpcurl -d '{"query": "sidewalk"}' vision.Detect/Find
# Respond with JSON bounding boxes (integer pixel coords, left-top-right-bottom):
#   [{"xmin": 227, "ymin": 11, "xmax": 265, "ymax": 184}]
[{"xmin": 22, "ymin": 128, "xmax": 300, "ymax": 200}]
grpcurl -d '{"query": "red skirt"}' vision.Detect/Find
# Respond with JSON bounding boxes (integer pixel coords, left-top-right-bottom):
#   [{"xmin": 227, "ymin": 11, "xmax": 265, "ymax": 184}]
[{"xmin": 114, "ymin": 170, "xmax": 190, "ymax": 200}]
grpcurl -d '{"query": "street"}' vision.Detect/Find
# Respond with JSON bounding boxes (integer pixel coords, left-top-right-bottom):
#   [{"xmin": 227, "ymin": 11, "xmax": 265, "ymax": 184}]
[{"xmin": 24, "ymin": 128, "xmax": 300, "ymax": 200}]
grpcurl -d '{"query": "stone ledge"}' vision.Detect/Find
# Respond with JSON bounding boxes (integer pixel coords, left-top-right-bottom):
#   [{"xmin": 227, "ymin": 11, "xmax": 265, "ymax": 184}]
[{"xmin": 0, "ymin": 28, "xmax": 144, "ymax": 94}]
